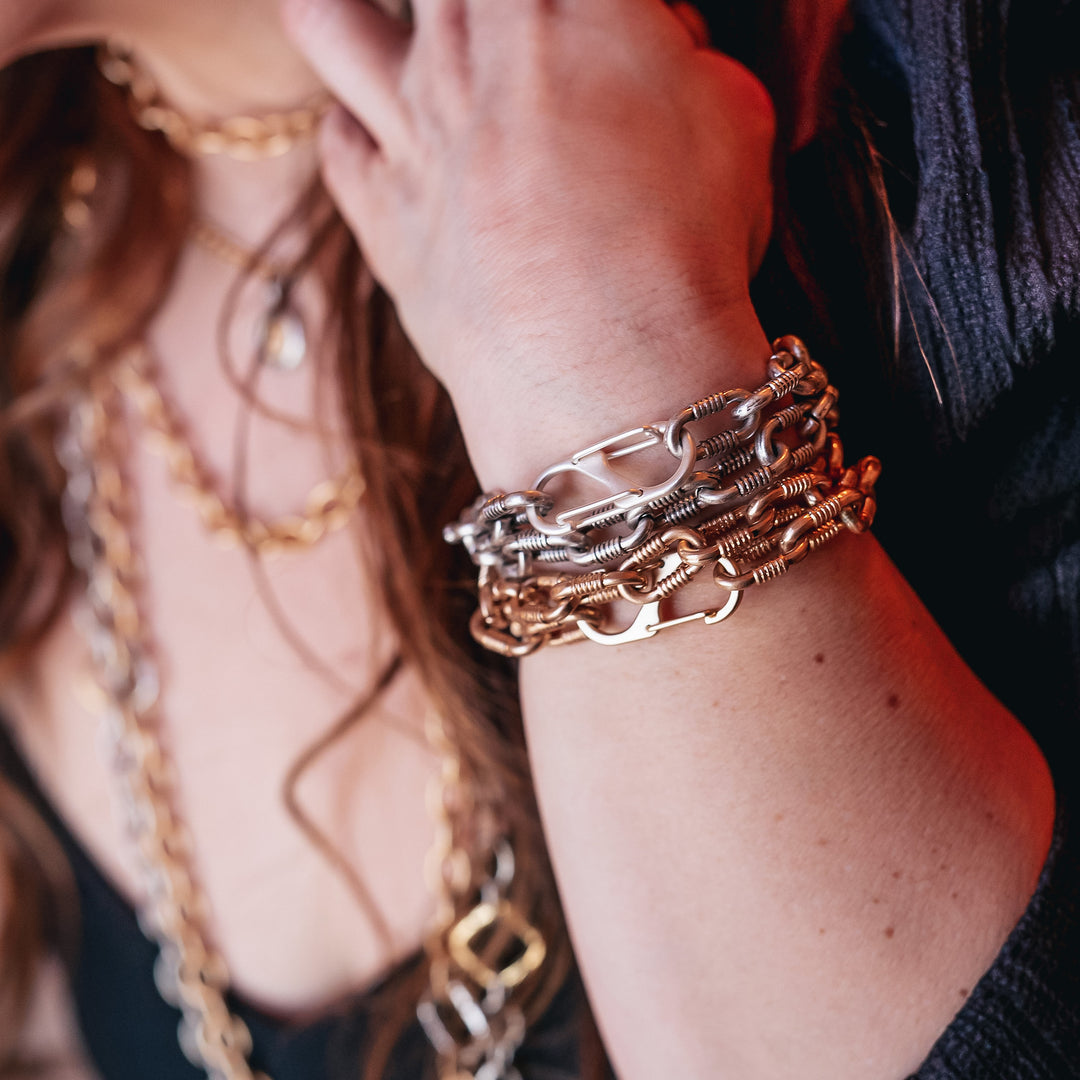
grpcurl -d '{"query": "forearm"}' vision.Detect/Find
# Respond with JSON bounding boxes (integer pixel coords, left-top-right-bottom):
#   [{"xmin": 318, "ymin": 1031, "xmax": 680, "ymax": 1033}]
[
  {"xmin": 486, "ymin": 319, "xmax": 1057, "ymax": 1079},
  {"xmin": 281, "ymin": 3, "xmax": 1058, "ymax": 1071}
]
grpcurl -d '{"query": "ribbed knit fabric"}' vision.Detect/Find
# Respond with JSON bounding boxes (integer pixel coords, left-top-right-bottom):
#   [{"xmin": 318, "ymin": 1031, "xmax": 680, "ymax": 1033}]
[
  {"xmin": 839, "ymin": 3, "xmax": 1080, "ymax": 1073},
  {"xmin": 795, "ymin": 0, "xmax": 1080, "ymax": 776},
  {"xmin": 853, "ymin": 0, "xmax": 1080, "ymax": 438}
]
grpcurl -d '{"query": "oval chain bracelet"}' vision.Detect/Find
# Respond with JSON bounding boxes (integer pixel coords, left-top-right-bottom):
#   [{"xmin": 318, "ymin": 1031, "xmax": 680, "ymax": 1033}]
[{"xmin": 446, "ymin": 336, "xmax": 880, "ymax": 655}]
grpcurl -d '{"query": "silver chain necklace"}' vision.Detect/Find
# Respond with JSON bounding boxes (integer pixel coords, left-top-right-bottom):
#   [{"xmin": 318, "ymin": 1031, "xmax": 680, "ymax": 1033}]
[{"xmin": 57, "ymin": 367, "xmax": 548, "ymax": 1080}]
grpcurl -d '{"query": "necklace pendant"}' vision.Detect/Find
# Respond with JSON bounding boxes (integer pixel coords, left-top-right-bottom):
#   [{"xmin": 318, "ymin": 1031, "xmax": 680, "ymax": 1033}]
[{"xmin": 258, "ymin": 280, "xmax": 308, "ymax": 372}]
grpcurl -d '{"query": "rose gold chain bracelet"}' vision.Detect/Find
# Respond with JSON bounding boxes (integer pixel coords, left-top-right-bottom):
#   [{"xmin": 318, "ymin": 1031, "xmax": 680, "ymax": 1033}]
[{"xmin": 446, "ymin": 336, "xmax": 880, "ymax": 655}]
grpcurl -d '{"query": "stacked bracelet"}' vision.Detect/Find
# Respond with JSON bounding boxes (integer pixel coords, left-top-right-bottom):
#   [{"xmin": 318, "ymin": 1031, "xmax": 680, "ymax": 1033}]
[{"xmin": 446, "ymin": 336, "xmax": 880, "ymax": 655}]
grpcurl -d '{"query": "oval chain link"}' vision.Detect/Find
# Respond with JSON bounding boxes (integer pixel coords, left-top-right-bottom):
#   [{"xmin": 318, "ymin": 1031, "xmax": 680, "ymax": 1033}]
[
  {"xmin": 115, "ymin": 345, "xmax": 366, "ymax": 556},
  {"xmin": 59, "ymin": 375, "xmax": 267, "ymax": 1080},
  {"xmin": 97, "ymin": 44, "xmax": 331, "ymax": 161},
  {"xmin": 60, "ymin": 373, "xmax": 543, "ymax": 1080},
  {"xmin": 448, "ymin": 338, "xmax": 881, "ymax": 653}
]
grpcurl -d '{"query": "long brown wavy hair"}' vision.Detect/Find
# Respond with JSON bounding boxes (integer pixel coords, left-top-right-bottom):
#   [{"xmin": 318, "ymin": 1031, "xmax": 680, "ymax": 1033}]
[{"xmin": 0, "ymin": 4, "xmax": 886, "ymax": 1076}]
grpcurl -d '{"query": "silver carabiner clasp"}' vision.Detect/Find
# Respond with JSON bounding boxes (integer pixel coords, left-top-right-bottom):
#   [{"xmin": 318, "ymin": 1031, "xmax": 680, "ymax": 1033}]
[{"xmin": 526, "ymin": 423, "xmax": 697, "ymax": 536}]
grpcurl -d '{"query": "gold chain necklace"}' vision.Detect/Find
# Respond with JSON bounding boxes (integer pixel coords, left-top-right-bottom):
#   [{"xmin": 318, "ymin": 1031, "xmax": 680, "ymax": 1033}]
[
  {"xmin": 60, "ymin": 375, "xmax": 267, "ymax": 1080},
  {"xmin": 59, "ymin": 369, "xmax": 548, "ymax": 1080},
  {"xmin": 115, "ymin": 343, "xmax": 364, "ymax": 555},
  {"xmin": 97, "ymin": 43, "xmax": 331, "ymax": 161},
  {"xmin": 191, "ymin": 220, "xmax": 297, "ymax": 285}
]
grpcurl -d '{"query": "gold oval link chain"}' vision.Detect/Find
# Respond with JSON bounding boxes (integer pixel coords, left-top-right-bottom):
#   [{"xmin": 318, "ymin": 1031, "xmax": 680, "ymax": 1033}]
[
  {"xmin": 97, "ymin": 44, "xmax": 331, "ymax": 162},
  {"xmin": 59, "ymin": 370, "xmax": 548, "ymax": 1080},
  {"xmin": 114, "ymin": 344, "xmax": 366, "ymax": 556}
]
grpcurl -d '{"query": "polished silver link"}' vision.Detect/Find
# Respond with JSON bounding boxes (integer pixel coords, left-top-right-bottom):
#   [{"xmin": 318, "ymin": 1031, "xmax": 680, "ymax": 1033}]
[
  {"xmin": 60, "ymin": 377, "xmax": 266, "ymax": 1080},
  {"xmin": 420, "ymin": 709, "xmax": 542, "ymax": 1079},
  {"xmin": 448, "ymin": 337, "xmax": 881, "ymax": 653},
  {"xmin": 526, "ymin": 421, "xmax": 698, "ymax": 536}
]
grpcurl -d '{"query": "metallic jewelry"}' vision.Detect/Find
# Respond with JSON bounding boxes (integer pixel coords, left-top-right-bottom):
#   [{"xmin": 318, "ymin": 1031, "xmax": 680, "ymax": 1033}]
[
  {"xmin": 419, "ymin": 711, "xmax": 546, "ymax": 1080},
  {"xmin": 190, "ymin": 220, "xmax": 295, "ymax": 284},
  {"xmin": 447, "ymin": 336, "xmax": 881, "ymax": 655},
  {"xmin": 97, "ymin": 42, "xmax": 331, "ymax": 162},
  {"xmin": 59, "ymin": 374, "xmax": 267, "ymax": 1080},
  {"xmin": 59, "ymin": 367, "xmax": 543, "ymax": 1080},
  {"xmin": 60, "ymin": 155, "xmax": 99, "ymax": 233},
  {"xmin": 115, "ymin": 343, "xmax": 365, "ymax": 555},
  {"xmin": 191, "ymin": 219, "xmax": 311, "ymax": 373}
]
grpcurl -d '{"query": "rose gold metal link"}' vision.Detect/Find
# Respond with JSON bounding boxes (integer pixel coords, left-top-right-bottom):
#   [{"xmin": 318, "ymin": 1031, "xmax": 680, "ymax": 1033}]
[
  {"xmin": 450, "ymin": 338, "xmax": 879, "ymax": 654},
  {"xmin": 807, "ymin": 519, "xmax": 846, "ymax": 551},
  {"xmin": 550, "ymin": 569, "xmax": 645, "ymax": 602},
  {"xmin": 752, "ymin": 556, "xmax": 791, "ymax": 584}
]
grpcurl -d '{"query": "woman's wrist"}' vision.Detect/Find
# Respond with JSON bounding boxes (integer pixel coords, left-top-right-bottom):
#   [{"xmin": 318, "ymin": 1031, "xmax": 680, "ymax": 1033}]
[{"xmin": 449, "ymin": 298, "xmax": 773, "ymax": 492}]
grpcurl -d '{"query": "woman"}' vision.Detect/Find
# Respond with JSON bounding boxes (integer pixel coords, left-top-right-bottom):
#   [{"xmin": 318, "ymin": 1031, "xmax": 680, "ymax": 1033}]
[{"xmin": 0, "ymin": 1, "xmax": 1075, "ymax": 1078}]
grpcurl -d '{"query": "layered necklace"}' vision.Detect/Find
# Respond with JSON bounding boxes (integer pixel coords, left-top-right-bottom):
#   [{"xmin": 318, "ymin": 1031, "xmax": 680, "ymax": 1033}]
[{"xmin": 53, "ymin": 47, "xmax": 551, "ymax": 1080}]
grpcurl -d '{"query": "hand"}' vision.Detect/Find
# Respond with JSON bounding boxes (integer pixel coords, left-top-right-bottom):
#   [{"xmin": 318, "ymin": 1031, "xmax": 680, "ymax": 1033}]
[{"xmin": 283, "ymin": 0, "xmax": 776, "ymax": 484}]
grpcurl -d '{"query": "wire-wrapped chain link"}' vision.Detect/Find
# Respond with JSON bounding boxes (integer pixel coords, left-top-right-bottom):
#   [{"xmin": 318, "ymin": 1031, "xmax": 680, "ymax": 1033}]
[
  {"xmin": 58, "ymin": 374, "xmax": 267, "ymax": 1080},
  {"xmin": 446, "ymin": 337, "xmax": 880, "ymax": 654},
  {"xmin": 419, "ymin": 713, "xmax": 547, "ymax": 1080}
]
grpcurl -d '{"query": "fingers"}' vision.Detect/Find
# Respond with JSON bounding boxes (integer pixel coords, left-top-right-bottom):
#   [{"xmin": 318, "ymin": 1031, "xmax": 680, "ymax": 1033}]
[
  {"xmin": 318, "ymin": 104, "xmax": 384, "ymax": 242},
  {"xmin": 280, "ymin": 0, "xmax": 411, "ymax": 152}
]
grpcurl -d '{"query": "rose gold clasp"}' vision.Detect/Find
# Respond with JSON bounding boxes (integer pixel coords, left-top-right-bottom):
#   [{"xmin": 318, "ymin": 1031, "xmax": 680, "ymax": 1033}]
[{"xmin": 576, "ymin": 553, "xmax": 741, "ymax": 645}]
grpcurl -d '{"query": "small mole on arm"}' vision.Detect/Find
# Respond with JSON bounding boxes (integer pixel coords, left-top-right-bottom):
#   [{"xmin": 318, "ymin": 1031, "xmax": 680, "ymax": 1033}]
[
  {"xmin": 819, "ymin": 927, "xmax": 826, "ymax": 935},
  {"xmin": 958, "ymin": 988, "xmax": 969, "ymax": 999},
  {"xmin": 816, "ymin": 837, "xmax": 829, "ymax": 847},
  {"xmin": 951, "ymin": 891, "xmax": 960, "ymax": 900},
  {"xmin": 886, "ymin": 692, "xmax": 900, "ymax": 709},
  {"xmin": 884, "ymin": 926, "xmax": 895, "ymax": 939},
  {"xmin": 774, "ymin": 812, "xmax": 785, "ymax": 822},
  {"xmin": 871, "ymin": 896, "xmax": 881, "ymax": 905},
  {"xmin": 814, "ymin": 652, "xmax": 825, "ymax": 664},
  {"xmin": 892, "ymin": 870, "xmax": 902, "ymax": 879}
]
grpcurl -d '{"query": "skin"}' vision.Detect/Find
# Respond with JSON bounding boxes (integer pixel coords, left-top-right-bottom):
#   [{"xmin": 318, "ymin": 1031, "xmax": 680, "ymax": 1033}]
[
  {"xmin": 288, "ymin": 2, "xmax": 1055, "ymax": 1076},
  {"xmin": 0, "ymin": 2, "xmax": 1058, "ymax": 1078},
  {"xmin": 4, "ymin": 0, "xmax": 443, "ymax": 1038}
]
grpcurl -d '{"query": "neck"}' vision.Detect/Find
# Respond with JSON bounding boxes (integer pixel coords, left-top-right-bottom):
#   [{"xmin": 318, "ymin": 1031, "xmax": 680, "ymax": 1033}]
[
  {"xmin": 21, "ymin": 0, "xmax": 330, "ymax": 232},
  {"xmin": 116, "ymin": 1, "xmax": 329, "ymax": 232},
  {"xmin": 124, "ymin": 8, "xmax": 324, "ymax": 120}
]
